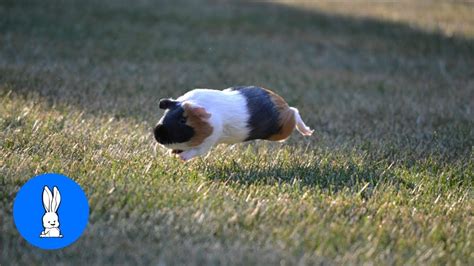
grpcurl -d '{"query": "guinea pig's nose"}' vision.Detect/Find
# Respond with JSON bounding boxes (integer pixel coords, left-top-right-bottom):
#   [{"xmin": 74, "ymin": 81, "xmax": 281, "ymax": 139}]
[{"xmin": 153, "ymin": 124, "xmax": 164, "ymax": 143}]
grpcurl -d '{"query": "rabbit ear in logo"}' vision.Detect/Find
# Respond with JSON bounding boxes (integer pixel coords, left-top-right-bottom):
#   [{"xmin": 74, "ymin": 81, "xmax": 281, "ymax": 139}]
[
  {"xmin": 43, "ymin": 186, "xmax": 52, "ymax": 212},
  {"xmin": 52, "ymin": 186, "xmax": 61, "ymax": 212}
]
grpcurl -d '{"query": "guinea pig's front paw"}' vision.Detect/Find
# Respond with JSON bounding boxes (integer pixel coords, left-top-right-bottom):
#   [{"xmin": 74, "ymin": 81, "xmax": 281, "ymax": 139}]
[{"xmin": 179, "ymin": 150, "xmax": 197, "ymax": 161}]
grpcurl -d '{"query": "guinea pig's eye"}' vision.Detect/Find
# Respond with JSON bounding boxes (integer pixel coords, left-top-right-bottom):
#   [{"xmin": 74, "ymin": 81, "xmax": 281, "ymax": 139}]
[{"xmin": 179, "ymin": 117, "xmax": 186, "ymax": 124}]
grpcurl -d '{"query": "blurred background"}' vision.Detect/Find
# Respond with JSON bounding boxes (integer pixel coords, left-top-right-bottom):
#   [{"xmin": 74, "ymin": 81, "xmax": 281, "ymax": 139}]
[{"xmin": 1, "ymin": 0, "xmax": 473, "ymax": 157}]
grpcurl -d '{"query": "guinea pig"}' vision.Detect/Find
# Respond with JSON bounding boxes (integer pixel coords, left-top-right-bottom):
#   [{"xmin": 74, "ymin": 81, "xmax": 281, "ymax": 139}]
[{"xmin": 154, "ymin": 86, "xmax": 313, "ymax": 161}]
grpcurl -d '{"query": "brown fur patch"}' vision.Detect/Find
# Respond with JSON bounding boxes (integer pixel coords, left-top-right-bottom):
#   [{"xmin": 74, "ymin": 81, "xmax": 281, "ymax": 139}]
[
  {"xmin": 264, "ymin": 89, "xmax": 296, "ymax": 141},
  {"xmin": 183, "ymin": 104, "xmax": 213, "ymax": 147}
]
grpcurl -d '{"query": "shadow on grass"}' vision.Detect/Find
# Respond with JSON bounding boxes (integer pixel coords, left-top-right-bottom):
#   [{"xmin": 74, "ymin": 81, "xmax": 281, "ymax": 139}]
[{"xmin": 199, "ymin": 156, "xmax": 414, "ymax": 194}]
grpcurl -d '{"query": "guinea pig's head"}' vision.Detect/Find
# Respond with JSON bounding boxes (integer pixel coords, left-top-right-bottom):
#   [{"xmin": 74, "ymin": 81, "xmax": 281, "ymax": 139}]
[{"xmin": 154, "ymin": 98, "xmax": 212, "ymax": 151}]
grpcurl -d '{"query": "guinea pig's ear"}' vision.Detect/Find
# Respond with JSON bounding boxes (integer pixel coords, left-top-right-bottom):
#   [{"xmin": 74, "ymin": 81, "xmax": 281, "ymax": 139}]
[
  {"xmin": 182, "ymin": 101, "xmax": 211, "ymax": 120},
  {"xmin": 159, "ymin": 98, "xmax": 179, "ymax": 110}
]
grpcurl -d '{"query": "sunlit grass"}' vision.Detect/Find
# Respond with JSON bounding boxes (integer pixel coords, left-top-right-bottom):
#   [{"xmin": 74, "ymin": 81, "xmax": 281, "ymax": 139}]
[{"xmin": 275, "ymin": 0, "xmax": 474, "ymax": 38}]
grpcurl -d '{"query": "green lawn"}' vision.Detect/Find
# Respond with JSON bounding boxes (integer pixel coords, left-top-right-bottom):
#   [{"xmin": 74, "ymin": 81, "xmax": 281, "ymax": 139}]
[{"xmin": 1, "ymin": 0, "xmax": 473, "ymax": 265}]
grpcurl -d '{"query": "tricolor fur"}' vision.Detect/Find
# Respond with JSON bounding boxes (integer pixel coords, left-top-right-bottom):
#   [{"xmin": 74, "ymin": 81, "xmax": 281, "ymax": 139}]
[{"xmin": 154, "ymin": 86, "xmax": 313, "ymax": 161}]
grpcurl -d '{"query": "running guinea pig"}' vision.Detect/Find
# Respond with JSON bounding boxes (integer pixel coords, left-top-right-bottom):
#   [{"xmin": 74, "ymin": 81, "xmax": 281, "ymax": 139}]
[{"xmin": 153, "ymin": 86, "xmax": 313, "ymax": 161}]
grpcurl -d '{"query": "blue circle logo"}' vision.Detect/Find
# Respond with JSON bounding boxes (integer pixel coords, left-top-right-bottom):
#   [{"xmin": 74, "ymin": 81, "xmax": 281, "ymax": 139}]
[{"xmin": 13, "ymin": 173, "xmax": 89, "ymax": 250}]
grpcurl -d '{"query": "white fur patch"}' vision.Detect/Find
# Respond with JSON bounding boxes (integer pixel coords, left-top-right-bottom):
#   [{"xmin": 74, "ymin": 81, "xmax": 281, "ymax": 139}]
[{"xmin": 177, "ymin": 88, "xmax": 250, "ymax": 144}]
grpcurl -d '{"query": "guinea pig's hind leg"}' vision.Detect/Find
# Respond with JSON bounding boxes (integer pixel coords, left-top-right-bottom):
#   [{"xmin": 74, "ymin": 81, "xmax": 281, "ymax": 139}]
[{"xmin": 290, "ymin": 107, "xmax": 314, "ymax": 136}]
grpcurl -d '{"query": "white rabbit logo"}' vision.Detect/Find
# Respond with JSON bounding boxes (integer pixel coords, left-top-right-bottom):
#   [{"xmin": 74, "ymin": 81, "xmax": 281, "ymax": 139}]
[{"xmin": 40, "ymin": 186, "xmax": 63, "ymax": 238}]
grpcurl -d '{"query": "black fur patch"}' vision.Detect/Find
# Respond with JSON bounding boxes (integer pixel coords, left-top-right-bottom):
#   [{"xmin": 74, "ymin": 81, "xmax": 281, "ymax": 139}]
[
  {"xmin": 159, "ymin": 98, "xmax": 179, "ymax": 110},
  {"xmin": 154, "ymin": 105, "xmax": 194, "ymax": 144},
  {"xmin": 230, "ymin": 86, "xmax": 281, "ymax": 141}
]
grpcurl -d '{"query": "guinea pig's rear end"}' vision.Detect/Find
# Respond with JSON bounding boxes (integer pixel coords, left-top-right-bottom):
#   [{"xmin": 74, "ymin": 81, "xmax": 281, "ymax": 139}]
[{"xmin": 229, "ymin": 86, "xmax": 313, "ymax": 142}]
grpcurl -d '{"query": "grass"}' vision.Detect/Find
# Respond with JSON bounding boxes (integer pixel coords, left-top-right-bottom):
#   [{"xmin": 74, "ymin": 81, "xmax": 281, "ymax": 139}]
[{"xmin": 1, "ymin": 0, "xmax": 473, "ymax": 265}]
